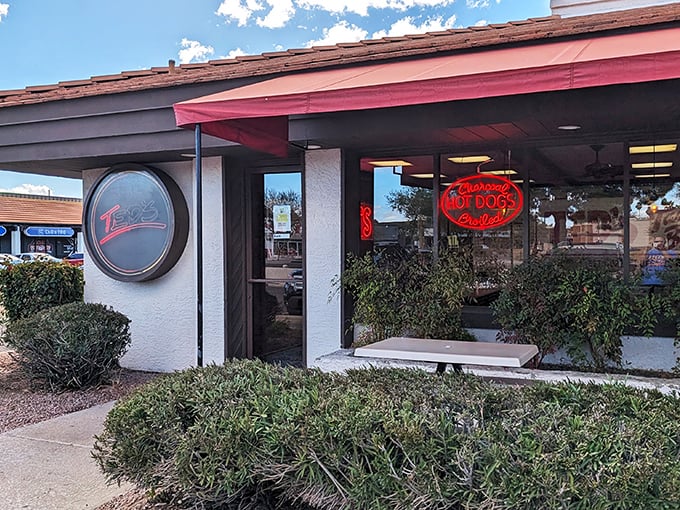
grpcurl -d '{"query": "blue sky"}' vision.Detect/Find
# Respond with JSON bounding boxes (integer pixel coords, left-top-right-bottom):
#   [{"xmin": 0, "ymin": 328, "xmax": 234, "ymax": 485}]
[{"xmin": 0, "ymin": 0, "xmax": 550, "ymax": 198}]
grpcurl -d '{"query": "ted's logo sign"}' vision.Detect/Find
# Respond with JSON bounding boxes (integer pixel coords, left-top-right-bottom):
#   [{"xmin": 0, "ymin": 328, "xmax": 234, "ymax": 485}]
[{"xmin": 84, "ymin": 164, "xmax": 189, "ymax": 282}]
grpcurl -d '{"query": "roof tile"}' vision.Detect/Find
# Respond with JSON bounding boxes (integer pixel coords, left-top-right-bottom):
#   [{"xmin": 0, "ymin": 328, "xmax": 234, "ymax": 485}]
[{"xmin": 0, "ymin": 194, "xmax": 82, "ymax": 225}]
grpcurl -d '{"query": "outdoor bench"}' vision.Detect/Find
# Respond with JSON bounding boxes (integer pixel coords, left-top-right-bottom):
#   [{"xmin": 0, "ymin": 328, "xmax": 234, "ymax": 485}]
[{"xmin": 353, "ymin": 336, "xmax": 539, "ymax": 373}]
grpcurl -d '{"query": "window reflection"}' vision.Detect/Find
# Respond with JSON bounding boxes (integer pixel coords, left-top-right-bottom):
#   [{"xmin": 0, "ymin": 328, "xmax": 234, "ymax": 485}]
[
  {"xmin": 630, "ymin": 179, "xmax": 680, "ymax": 284},
  {"xmin": 531, "ymin": 184, "xmax": 624, "ymax": 263},
  {"xmin": 360, "ymin": 140, "xmax": 679, "ymax": 304}
]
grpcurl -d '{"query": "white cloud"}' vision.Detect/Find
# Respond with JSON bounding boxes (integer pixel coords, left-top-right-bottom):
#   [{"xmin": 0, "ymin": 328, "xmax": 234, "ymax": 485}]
[
  {"xmin": 220, "ymin": 48, "xmax": 248, "ymax": 59},
  {"xmin": 466, "ymin": 0, "xmax": 490, "ymax": 7},
  {"xmin": 178, "ymin": 38, "xmax": 215, "ymax": 64},
  {"xmin": 216, "ymin": 0, "xmax": 458, "ymax": 29},
  {"xmin": 297, "ymin": 0, "xmax": 455, "ymax": 17},
  {"xmin": 0, "ymin": 3, "xmax": 8, "ymax": 22},
  {"xmin": 473, "ymin": 18, "xmax": 488, "ymax": 26},
  {"xmin": 256, "ymin": 0, "xmax": 295, "ymax": 28},
  {"xmin": 0, "ymin": 183, "xmax": 52, "ymax": 196},
  {"xmin": 372, "ymin": 14, "xmax": 457, "ymax": 38},
  {"xmin": 216, "ymin": 0, "xmax": 263, "ymax": 26},
  {"xmin": 305, "ymin": 20, "xmax": 368, "ymax": 47}
]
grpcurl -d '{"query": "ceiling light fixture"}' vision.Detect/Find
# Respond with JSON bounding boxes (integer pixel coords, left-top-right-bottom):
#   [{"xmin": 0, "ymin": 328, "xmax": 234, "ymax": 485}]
[
  {"xmin": 629, "ymin": 144, "xmax": 677, "ymax": 154},
  {"xmin": 479, "ymin": 169, "xmax": 518, "ymax": 175},
  {"xmin": 369, "ymin": 160, "xmax": 413, "ymax": 167},
  {"xmin": 632, "ymin": 173, "xmax": 672, "ymax": 179},
  {"xmin": 558, "ymin": 125, "xmax": 582, "ymax": 131},
  {"xmin": 631, "ymin": 162, "xmax": 673, "ymax": 169},
  {"xmin": 448, "ymin": 155, "xmax": 491, "ymax": 164},
  {"xmin": 409, "ymin": 173, "xmax": 446, "ymax": 179}
]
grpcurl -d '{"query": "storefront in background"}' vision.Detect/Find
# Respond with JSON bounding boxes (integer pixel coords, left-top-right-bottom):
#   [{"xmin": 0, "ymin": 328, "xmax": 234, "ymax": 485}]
[
  {"xmin": 0, "ymin": 193, "xmax": 83, "ymax": 258},
  {"xmin": 1, "ymin": 2, "xmax": 679, "ymax": 373}
]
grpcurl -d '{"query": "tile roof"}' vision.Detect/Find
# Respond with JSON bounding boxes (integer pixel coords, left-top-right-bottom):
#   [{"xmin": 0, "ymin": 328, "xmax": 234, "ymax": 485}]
[
  {"xmin": 0, "ymin": 193, "xmax": 82, "ymax": 225},
  {"xmin": 1, "ymin": 4, "xmax": 679, "ymax": 108}
]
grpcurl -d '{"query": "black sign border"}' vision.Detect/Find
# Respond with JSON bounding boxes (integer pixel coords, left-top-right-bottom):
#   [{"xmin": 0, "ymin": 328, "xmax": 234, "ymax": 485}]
[{"xmin": 83, "ymin": 164, "xmax": 189, "ymax": 282}]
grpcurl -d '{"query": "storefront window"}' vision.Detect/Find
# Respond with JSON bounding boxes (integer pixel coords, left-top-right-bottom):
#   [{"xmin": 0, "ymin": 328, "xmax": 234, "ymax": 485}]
[
  {"xmin": 359, "ymin": 140, "xmax": 679, "ymax": 305},
  {"xmin": 530, "ymin": 183, "xmax": 624, "ymax": 264},
  {"xmin": 362, "ymin": 153, "xmax": 525, "ymax": 304},
  {"xmin": 630, "ymin": 179, "xmax": 680, "ymax": 284},
  {"xmin": 362, "ymin": 156, "xmax": 435, "ymax": 256}
]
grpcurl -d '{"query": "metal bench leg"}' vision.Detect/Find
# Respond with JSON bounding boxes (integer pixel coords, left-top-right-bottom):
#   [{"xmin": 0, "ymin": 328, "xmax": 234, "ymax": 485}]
[{"xmin": 436, "ymin": 362, "xmax": 462, "ymax": 373}]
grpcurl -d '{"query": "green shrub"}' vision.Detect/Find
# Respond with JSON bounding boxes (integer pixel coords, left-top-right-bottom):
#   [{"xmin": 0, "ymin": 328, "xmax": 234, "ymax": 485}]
[
  {"xmin": 3, "ymin": 302, "xmax": 131, "ymax": 390},
  {"xmin": 656, "ymin": 258, "xmax": 680, "ymax": 372},
  {"xmin": 338, "ymin": 249, "xmax": 474, "ymax": 344},
  {"xmin": 94, "ymin": 361, "xmax": 680, "ymax": 509},
  {"xmin": 0, "ymin": 261, "xmax": 84, "ymax": 321},
  {"xmin": 492, "ymin": 255, "xmax": 658, "ymax": 369}
]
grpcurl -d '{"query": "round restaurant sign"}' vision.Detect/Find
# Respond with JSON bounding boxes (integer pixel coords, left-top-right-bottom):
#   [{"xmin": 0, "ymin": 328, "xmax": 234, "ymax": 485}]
[
  {"xmin": 83, "ymin": 164, "xmax": 189, "ymax": 282},
  {"xmin": 440, "ymin": 174, "xmax": 524, "ymax": 231}
]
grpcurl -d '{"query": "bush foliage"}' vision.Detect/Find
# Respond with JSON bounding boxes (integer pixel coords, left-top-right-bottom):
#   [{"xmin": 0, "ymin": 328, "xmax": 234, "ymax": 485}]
[
  {"xmin": 0, "ymin": 261, "xmax": 84, "ymax": 321},
  {"xmin": 338, "ymin": 249, "xmax": 475, "ymax": 344},
  {"xmin": 4, "ymin": 302, "xmax": 131, "ymax": 390},
  {"xmin": 491, "ymin": 255, "xmax": 660, "ymax": 369},
  {"xmin": 94, "ymin": 360, "xmax": 680, "ymax": 510}
]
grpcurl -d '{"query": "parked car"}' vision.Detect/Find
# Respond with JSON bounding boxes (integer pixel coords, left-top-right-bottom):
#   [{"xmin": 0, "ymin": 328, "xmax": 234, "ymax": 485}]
[
  {"xmin": 283, "ymin": 269, "xmax": 303, "ymax": 315},
  {"xmin": 63, "ymin": 252, "xmax": 84, "ymax": 267},
  {"xmin": 18, "ymin": 252, "xmax": 63, "ymax": 263},
  {"xmin": 0, "ymin": 253, "xmax": 22, "ymax": 266}
]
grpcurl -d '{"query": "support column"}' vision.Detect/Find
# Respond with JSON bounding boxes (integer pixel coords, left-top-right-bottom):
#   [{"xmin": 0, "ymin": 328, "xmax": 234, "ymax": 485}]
[
  {"xmin": 11, "ymin": 228, "xmax": 21, "ymax": 254},
  {"xmin": 198, "ymin": 156, "xmax": 226, "ymax": 366},
  {"xmin": 305, "ymin": 148, "xmax": 343, "ymax": 366}
]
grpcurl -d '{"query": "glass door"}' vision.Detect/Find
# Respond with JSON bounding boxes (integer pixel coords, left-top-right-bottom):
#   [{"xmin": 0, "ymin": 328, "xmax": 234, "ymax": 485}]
[{"xmin": 248, "ymin": 170, "xmax": 303, "ymax": 367}]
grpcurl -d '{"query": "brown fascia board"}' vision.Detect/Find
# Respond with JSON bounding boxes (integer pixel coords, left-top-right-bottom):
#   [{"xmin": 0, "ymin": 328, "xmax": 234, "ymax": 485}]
[{"xmin": 1, "ymin": 5, "xmax": 680, "ymax": 108}]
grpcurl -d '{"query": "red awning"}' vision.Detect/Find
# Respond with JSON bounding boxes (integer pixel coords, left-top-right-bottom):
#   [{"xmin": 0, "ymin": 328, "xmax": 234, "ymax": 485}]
[{"xmin": 174, "ymin": 27, "xmax": 680, "ymax": 157}]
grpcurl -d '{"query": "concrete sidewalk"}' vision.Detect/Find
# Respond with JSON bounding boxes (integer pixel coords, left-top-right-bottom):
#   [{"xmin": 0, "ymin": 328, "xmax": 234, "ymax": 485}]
[{"xmin": 0, "ymin": 401, "xmax": 130, "ymax": 510}]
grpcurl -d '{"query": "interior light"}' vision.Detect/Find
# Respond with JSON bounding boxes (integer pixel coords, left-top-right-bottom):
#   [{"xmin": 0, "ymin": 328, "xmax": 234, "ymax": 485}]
[
  {"xmin": 632, "ymin": 173, "xmax": 672, "ymax": 179},
  {"xmin": 306, "ymin": 144, "xmax": 322, "ymax": 150},
  {"xmin": 180, "ymin": 153, "xmax": 196, "ymax": 158},
  {"xmin": 369, "ymin": 160, "xmax": 413, "ymax": 167},
  {"xmin": 409, "ymin": 173, "xmax": 446, "ymax": 179},
  {"xmin": 631, "ymin": 162, "xmax": 673, "ymax": 169},
  {"xmin": 448, "ymin": 155, "xmax": 492, "ymax": 164},
  {"xmin": 557, "ymin": 125, "xmax": 582, "ymax": 131},
  {"xmin": 511, "ymin": 179, "xmax": 535, "ymax": 184},
  {"xmin": 479, "ymin": 169, "xmax": 518, "ymax": 175},
  {"xmin": 629, "ymin": 144, "xmax": 677, "ymax": 154}
]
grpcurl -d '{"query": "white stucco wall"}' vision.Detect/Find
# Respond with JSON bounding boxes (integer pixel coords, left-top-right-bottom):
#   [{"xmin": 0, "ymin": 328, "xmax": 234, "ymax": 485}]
[
  {"xmin": 550, "ymin": 0, "xmax": 678, "ymax": 17},
  {"xmin": 304, "ymin": 148, "xmax": 343, "ymax": 365},
  {"xmin": 83, "ymin": 157, "xmax": 225, "ymax": 373},
  {"xmin": 200, "ymin": 157, "xmax": 226, "ymax": 366}
]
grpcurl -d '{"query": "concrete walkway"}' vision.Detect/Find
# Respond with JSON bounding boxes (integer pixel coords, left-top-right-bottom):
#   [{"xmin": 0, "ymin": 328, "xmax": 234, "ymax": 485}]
[{"xmin": 0, "ymin": 401, "xmax": 130, "ymax": 510}]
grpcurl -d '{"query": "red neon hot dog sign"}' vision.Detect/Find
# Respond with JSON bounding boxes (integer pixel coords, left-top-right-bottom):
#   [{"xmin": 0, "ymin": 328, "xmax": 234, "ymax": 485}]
[{"xmin": 440, "ymin": 174, "xmax": 523, "ymax": 231}]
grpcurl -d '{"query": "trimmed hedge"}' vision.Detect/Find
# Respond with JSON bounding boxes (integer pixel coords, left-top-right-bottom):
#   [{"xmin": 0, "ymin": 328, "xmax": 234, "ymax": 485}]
[
  {"xmin": 0, "ymin": 260, "xmax": 84, "ymax": 321},
  {"xmin": 4, "ymin": 302, "xmax": 131, "ymax": 390},
  {"xmin": 93, "ymin": 361, "xmax": 680, "ymax": 509}
]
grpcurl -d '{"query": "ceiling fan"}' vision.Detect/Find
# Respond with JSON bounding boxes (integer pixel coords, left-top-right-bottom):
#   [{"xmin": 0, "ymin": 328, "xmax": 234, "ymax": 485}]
[{"xmin": 583, "ymin": 144, "xmax": 623, "ymax": 180}]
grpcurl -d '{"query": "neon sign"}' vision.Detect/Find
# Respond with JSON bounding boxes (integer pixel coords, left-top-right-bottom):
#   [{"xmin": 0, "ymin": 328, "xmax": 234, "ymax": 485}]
[
  {"xmin": 440, "ymin": 174, "xmax": 523, "ymax": 231},
  {"xmin": 84, "ymin": 164, "xmax": 189, "ymax": 282},
  {"xmin": 360, "ymin": 203, "xmax": 373, "ymax": 240}
]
